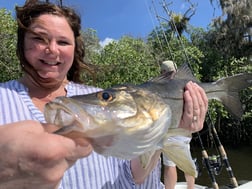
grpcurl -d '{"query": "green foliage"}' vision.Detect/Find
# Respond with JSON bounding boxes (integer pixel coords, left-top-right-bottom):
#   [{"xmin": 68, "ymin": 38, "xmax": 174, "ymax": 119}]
[
  {"xmin": 0, "ymin": 8, "xmax": 22, "ymax": 82},
  {"xmin": 209, "ymin": 57, "xmax": 252, "ymax": 125},
  {"xmin": 147, "ymin": 25, "xmax": 204, "ymax": 80},
  {"xmin": 209, "ymin": 0, "xmax": 252, "ymax": 59},
  {"xmin": 82, "ymin": 28, "xmax": 101, "ymax": 64},
  {"xmin": 83, "ymin": 16, "xmax": 251, "ymax": 146},
  {"xmin": 86, "ymin": 36, "xmax": 158, "ymax": 89},
  {"xmin": 147, "ymin": 5, "xmax": 252, "ymax": 146},
  {"xmin": 189, "ymin": 25, "xmax": 252, "ymax": 146},
  {"xmin": 1, "ymin": 1, "xmax": 251, "ymax": 145}
]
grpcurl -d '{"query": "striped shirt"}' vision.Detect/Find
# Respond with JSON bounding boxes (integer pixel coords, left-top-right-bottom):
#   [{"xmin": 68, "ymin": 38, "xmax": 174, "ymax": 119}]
[{"xmin": 0, "ymin": 80, "xmax": 164, "ymax": 189}]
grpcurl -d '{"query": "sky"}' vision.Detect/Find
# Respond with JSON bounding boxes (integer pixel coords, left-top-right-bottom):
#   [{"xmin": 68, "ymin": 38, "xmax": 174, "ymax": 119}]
[{"xmin": 1, "ymin": 0, "xmax": 221, "ymax": 45}]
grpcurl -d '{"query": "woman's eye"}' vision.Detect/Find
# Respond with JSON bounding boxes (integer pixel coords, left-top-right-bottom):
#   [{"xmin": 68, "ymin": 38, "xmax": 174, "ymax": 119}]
[
  {"xmin": 31, "ymin": 35, "xmax": 48, "ymax": 44},
  {"xmin": 58, "ymin": 41, "xmax": 70, "ymax": 46},
  {"xmin": 33, "ymin": 36, "xmax": 44, "ymax": 41}
]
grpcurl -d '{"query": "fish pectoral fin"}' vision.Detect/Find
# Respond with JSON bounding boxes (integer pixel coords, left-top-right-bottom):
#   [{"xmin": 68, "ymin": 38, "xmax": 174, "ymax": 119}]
[
  {"xmin": 162, "ymin": 137, "xmax": 197, "ymax": 178},
  {"xmin": 139, "ymin": 150, "xmax": 156, "ymax": 169}
]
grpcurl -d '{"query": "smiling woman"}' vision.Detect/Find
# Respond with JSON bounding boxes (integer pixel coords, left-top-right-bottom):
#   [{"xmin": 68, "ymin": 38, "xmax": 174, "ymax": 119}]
[
  {"xmin": 23, "ymin": 14, "xmax": 75, "ymax": 82},
  {"xmin": 15, "ymin": 1, "xmax": 89, "ymax": 85},
  {"xmin": 0, "ymin": 1, "xmax": 209, "ymax": 189},
  {"xmin": 0, "ymin": 1, "xmax": 168, "ymax": 188},
  {"xmin": 16, "ymin": 9, "xmax": 80, "ymax": 112}
]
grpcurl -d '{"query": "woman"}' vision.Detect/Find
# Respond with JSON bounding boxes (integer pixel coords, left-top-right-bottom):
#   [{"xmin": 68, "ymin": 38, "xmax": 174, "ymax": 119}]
[{"xmin": 0, "ymin": 1, "xmax": 208, "ymax": 189}]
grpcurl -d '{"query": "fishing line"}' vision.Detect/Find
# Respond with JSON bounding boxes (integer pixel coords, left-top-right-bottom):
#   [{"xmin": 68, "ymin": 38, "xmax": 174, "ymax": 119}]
[
  {"xmin": 159, "ymin": 1, "xmax": 238, "ymax": 187},
  {"xmin": 149, "ymin": 1, "xmax": 240, "ymax": 188},
  {"xmin": 161, "ymin": 0, "xmax": 195, "ymax": 71},
  {"xmin": 144, "ymin": 0, "xmax": 165, "ymax": 54},
  {"xmin": 150, "ymin": 0, "xmax": 175, "ymax": 62}
]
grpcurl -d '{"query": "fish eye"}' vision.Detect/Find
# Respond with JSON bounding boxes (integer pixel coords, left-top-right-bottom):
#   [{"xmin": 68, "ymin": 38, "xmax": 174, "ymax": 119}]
[
  {"xmin": 97, "ymin": 91, "xmax": 113, "ymax": 101},
  {"xmin": 102, "ymin": 92, "xmax": 110, "ymax": 100}
]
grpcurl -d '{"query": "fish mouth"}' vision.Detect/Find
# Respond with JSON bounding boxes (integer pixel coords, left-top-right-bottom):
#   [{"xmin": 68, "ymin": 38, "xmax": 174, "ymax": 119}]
[
  {"xmin": 44, "ymin": 97, "xmax": 118, "ymax": 152},
  {"xmin": 44, "ymin": 97, "xmax": 84, "ymax": 129}
]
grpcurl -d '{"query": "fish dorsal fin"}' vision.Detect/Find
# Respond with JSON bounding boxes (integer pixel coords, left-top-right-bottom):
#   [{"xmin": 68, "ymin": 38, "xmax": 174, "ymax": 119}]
[
  {"xmin": 174, "ymin": 63, "xmax": 197, "ymax": 82},
  {"xmin": 149, "ymin": 63, "xmax": 197, "ymax": 83},
  {"xmin": 149, "ymin": 71, "xmax": 176, "ymax": 83}
]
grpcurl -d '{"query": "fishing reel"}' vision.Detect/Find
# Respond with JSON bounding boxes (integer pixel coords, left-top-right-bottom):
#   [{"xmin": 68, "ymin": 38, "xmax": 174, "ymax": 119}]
[{"xmin": 202, "ymin": 154, "xmax": 222, "ymax": 175}]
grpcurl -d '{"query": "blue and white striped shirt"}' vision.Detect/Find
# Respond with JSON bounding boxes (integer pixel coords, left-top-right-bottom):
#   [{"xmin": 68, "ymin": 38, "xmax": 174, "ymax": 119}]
[{"xmin": 0, "ymin": 80, "xmax": 164, "ymax": 189}]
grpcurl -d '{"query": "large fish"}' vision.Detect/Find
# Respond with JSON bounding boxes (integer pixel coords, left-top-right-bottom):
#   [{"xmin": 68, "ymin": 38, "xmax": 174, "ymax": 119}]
[{"xmin": 44, "ymin": 64, "xmax": 252, "ymax": 177}]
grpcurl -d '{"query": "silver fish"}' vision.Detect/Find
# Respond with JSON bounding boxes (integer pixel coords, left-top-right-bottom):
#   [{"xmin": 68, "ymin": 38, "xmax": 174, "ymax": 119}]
[{"xmin": 44, "ymin": 64, "xmax": 252, "ymax": 177}]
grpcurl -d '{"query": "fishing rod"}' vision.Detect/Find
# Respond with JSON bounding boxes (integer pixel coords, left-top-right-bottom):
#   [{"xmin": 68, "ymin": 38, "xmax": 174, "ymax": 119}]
[
  {"xmin": 165, "ymin": 1, "xmax": 240, "ymax": 187},
  {"xmin": 206, "ymin": 116, "xmax": 239, "ymax": 187},
  {"xmin": 153, "ymin": 0, "xmax": 239, "ymax": 188},
  {"xmin": 196, "ymin": 132, "xmax": 219, "ymax": 189},
  {"xmin": 201, "ymin": 113, "xmax": 239, "ymax": 188},
  {"xmin": 150, "ymin": 0, "xmax": 220, "ymax": 188},
  {"xmin": 160, "ymin": 2, "xmax": 220, "ymax": 187}
]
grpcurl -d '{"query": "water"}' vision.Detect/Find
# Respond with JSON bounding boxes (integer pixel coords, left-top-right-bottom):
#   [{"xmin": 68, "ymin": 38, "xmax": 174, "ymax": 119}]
[{"xmin": 176, "ymin": 145, "xmax": 252, "ymax": 188}]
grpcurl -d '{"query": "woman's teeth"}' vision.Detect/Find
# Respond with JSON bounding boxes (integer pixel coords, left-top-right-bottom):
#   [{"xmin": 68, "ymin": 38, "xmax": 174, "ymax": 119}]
[
  {"xmin": 42, "ymin": 60, "xmax": 59, "ymax": 65},
  {"xmin": 46, "ymin": 62, "xmax": 58, "ymax": 65}
]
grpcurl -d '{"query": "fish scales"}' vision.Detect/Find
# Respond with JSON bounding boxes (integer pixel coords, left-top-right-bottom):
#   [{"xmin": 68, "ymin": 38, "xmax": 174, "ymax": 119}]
[{"xmin": 44, "ymin": 63, "xmax": 252, "ymax": 177}]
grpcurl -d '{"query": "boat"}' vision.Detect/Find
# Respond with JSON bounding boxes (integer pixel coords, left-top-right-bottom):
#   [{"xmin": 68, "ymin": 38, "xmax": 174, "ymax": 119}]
[
  {"xmin": 175, "ymin": 181, "xmax": 252, "ymax": 189},
  {"xmin": 175, "ymin": 182, "xmax": 207, "ymax": 189}
]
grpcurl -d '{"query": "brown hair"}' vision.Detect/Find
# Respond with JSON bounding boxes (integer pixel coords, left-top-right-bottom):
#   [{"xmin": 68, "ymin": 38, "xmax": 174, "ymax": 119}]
[{"xmin": 16, "ymin": 0, "xmax": 91, "ymax": 83}]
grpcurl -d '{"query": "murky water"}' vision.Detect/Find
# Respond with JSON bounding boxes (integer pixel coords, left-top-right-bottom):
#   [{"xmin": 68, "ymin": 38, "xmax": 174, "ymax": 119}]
[{"xmin": 176, "ymin": 146, "xmax": 252, "ymax": 188}]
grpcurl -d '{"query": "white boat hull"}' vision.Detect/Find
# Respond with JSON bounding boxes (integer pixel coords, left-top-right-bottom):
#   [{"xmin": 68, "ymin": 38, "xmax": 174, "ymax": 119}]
[
  {"xmin": 175, "ymin": 182, "xmax": 207, "ymax": 189},
  {"xmin": 175, "ymin": 181, "xmax": 252, "ymax": 189}
]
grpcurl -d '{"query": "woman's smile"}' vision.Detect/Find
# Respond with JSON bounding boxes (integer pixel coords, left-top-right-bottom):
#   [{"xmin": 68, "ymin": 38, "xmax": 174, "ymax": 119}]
[{"xmin": 24, "ymin": 14, "xmax": 75, "ymax": 82}]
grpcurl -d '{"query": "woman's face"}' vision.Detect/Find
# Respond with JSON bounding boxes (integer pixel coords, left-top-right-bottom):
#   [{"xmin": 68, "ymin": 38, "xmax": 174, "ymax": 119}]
[{"xmin": 24, "ymin": 14, "xmax": 75, "ymax": 82}]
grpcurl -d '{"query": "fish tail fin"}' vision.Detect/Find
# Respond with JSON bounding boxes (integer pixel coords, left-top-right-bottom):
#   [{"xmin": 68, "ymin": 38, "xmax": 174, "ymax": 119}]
[{"xmin": 209, "ymin": 73, "xmax": 252, "ymax": 118}]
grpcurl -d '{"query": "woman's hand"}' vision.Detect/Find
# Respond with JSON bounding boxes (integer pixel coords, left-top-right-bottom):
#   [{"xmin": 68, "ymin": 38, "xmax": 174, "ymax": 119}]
[
  {"xmin": 0, "ymin": 120, "xmax": 92, "ymax": 189},
  {"xmin": 179, "ymin": 81, "xmax": 208, "ymax": 132}
]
